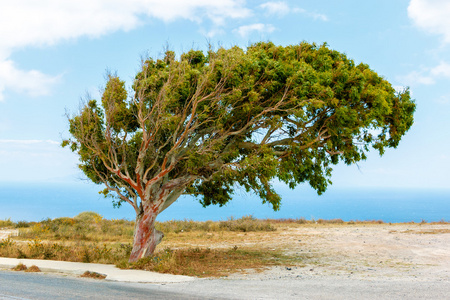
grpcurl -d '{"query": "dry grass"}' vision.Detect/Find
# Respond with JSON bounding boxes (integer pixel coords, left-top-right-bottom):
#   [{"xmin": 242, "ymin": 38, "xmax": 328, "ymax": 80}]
[
  {"xmin": 2, "ymin": 213, "xmax": 449, "ymax": 278},
  {"xmin": 391, "ymin": 229, "xmax": 450, "ymax": 234},
  {"xmin": 121, "ymin": 246, "xmax": 303, "ymax": 277},
  {"xmin": 12, "ymin": 263, "xmax": 27, "ymax": 271},
  {"xmin": 16, "ymin": 212, "xmax": 134, "ymax": 242},
  {"xmin": 81, "ymin": 271, "xmax": 106, "ymax": 279},
  {"xmin": 24, "ymin": 265, "xmax": 41, "ymax": 272},
  {"xmin": 0, "ymin": 218, "xmax": 14, "ymax": 228},
  {"xmin": 0, "ymin": 238, "xmax": 132, "ymax": 264}
]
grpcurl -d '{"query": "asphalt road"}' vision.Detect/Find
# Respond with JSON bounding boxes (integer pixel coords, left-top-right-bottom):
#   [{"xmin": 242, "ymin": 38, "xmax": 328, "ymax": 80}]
[
  {"xmin": 0, "ymin": 271, "xmax": 208, "ymax": 300},
  {"xmin": 1, "ymin": 270, "xmax": 449, "ymax": 299}
]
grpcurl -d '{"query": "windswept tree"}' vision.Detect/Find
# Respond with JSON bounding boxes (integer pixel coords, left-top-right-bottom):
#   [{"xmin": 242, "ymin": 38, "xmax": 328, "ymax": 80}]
[{"xmin": 63, "ymin": 42, "xmax": 415, "ymax": 262}]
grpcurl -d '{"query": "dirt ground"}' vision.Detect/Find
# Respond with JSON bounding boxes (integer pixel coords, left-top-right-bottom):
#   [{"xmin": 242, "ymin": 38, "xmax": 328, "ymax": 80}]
[
  {"xmin": 0, "ymin": 229, "xmax": 18, "ymax": 241},
  {"xmin": 1, "ymin": 224, "xmax": 449, "ymax": 282},
  {"xmin": 224, "ymin": 223, "xmax": 450, "ymax": 281},
  {"xmin": 157, "ymin": 223, "xmax": 450, "ymax": 281}
]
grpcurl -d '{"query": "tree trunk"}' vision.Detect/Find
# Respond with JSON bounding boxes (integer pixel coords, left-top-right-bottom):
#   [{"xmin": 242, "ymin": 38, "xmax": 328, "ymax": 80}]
[{"xmin": 129, "ymin": 208, "xmax": 164, "ymax": 262}]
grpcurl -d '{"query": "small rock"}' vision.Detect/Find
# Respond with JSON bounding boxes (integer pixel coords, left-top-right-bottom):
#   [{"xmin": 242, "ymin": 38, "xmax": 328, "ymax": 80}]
[{"xmin": 286, "ymin": 267, "xmax": 292, "ymax": 271}]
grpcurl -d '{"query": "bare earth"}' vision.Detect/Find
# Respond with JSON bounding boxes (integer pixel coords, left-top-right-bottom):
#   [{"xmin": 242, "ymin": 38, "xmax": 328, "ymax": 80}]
[
  {"xmin": 2, "ymin": 224, "xmax": 448, "ymax": 281},
  {"xmin": 157, "ymin": 223, "xmax": 450, "ymax": 299},
  {"xmin": 0, "ymin": 229, "xmax": 18, "ymax": 241},
  {"xmin": 224, "ymin": 223, "xmax": 450, "ymax": 281}
]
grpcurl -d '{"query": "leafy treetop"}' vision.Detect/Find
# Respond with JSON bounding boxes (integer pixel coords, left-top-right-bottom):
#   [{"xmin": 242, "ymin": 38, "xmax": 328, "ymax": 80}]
[{"xmin": 63, "ymin": 42, "xmax": 415, "ymax": 215}]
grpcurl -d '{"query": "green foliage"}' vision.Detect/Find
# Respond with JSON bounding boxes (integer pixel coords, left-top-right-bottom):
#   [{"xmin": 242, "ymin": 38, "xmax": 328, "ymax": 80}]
[
  {"xmin": 0, "ymin": 218, "xmax": 14, "ymax": 228},
  {"xmin": 155, "ymin": 215, "xmax": 276, "ymax": 233},
  {"xmin": 63, "ymin": 41, "xmax": 415, "ymax": 216},
  {"xmin": 0, "ymin": 238, "xmax": 131, "ymax": 264},
  {"xmin": 17, "ymin": 214, "xmax": 134, "ymax": 242}
]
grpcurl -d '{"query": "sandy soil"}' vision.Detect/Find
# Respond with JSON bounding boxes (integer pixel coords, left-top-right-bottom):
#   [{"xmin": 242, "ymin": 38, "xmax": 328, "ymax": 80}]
[
  {"xmin": 225, "ymin": 223, "xmax": 450, "ymax": 281},
  {"xmin": 1, "ymin": 224, "xmax": 448, "ymax": 282},
  {"xmin": 0, "ymin": 229, "xmax": 18, "ymax": 241}
]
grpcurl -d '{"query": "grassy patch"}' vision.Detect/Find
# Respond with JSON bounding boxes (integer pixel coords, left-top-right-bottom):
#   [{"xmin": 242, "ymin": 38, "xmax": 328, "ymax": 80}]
[
  {"xmin": 16, "ymin": 212, "xmax": 134, "ymax": 242},
  {"xmin": 156, "ymin": 216, "xmax": 276, "ymax": 233},
  {"xmin": 13, "ymin": 214, "xmax": 276, "ymax": 243},
  {"xmin": 4, "ymin": 212, "xmax": 447, "ymax": 278},
  {"xmin": 0, "ymin": 238, "xmax": 131, "ymax": 264},
  {"xmin": 0, "ymin": 218, "xmax": 14, "ymax": 228},
  {"xmin": 122, "ymin": 246, "xmax": 301, "ymax": 277}
]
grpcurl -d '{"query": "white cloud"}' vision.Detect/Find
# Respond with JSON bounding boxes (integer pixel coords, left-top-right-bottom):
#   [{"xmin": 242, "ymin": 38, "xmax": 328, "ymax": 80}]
[
  {"xmin": 430, "ymin": 61, "xmax": 450, "ymax": 77},
  {"xmin": 398, "ymin": 70, "xmax": 435, "ymax": 86},
  {"xmin": 0, "ymin": 0, "xmax": 251, "ymax": 101},
  {"xmin": 259, "ymin": 2, "xmax": 328, "ymax": 21},
  {"xmin": 305, "ymin": 11, "xmax": 328, "ymax": 22},
  {"xmin": 408, "ymin": 0, "xmax": 450, "ymax": 43},
  {"xmin": 398, "ymin": 61, "xmax": 450, "ymax": 86},
  {"xmin": 0, "ymin": 1, "xmax": 251, "ymax": 52},
  {"xmin": 0, "ymin": 139, "xmax": 79, "ymax": 182},
  {"xmin": 234, "ymin": 23, "xmax": 276, "ymax": 38},
  {"xmin": 437, "ymin": 94, "xmax": 450, "ymax": 105},
  {"xmin": 260, "ymin": 2, "xmax": 290, "ymax": 16},
  {"xmin": 0, "ymin": 60, "xmax": 60, "ymax": 101}
]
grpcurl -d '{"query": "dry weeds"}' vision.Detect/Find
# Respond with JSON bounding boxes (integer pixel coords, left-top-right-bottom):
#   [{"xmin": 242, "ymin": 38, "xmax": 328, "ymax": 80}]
[
  {"xmin": 1, "ymin": 216, "xmax": 449, "ymax": 279},
  {"xmin": 12, "ymin": 263, "xmax": 27, "ymax": 271},
  {"xmin": 24, "ymin": 265, "xmax": 41, "ymax": 272},
  {"xmin": 80, "ymin": 271, "xmax": 107, "ymax": 279}
]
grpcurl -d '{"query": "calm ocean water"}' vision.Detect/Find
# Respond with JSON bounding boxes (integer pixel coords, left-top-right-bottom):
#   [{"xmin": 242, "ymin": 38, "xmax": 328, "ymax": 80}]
[{"xmin": 0, "ymin": 182, "xmax": 449, "ymax": 223}]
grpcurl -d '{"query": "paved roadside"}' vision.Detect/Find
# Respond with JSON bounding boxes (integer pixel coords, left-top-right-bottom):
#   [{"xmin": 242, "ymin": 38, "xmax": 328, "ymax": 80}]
[{"xmin": 0, "ymin": 257, "xmax": 194, "ymax": 283}]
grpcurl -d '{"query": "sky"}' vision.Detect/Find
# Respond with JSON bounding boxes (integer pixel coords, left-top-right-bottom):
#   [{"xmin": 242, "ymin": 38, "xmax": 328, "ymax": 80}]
[{"xmin": 0, "ymin": 0, "xmax": 449, "ymax": 191}]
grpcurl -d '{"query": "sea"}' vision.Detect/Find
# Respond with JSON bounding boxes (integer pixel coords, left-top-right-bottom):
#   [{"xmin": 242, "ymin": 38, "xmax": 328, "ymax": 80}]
[{"xmin": 0, "ymin": 182, "xmax": 449, "ymax": 223}]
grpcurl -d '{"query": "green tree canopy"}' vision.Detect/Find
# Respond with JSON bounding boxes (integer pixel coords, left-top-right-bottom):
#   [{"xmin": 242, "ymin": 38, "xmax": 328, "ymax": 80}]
[{"xmin": 63, "ymin": 42, "xmax": 415, "ymax": 261}]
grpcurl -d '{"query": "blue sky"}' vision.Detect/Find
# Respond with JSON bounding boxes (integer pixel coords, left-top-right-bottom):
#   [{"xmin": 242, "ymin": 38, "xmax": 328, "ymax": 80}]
[{"xmin": 0, "ymin": 0, "xmax": 449, "ymax": 190}]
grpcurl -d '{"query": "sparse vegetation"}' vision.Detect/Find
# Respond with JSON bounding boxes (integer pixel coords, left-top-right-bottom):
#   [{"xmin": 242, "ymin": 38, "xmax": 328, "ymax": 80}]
[
  {"xmin": 81, "ymin": 271, "xmax": 106, "ymax": 279},
  {"xmin": 1, "ymin": 213, "xmax": 448, "ymax": 277},
  {"xmin": 25, "ymin": 265, "xmax": 41, "ymax": 272},
  {"xmin": 12, "ymin": 263, "xmax": 27, "ymax": 271},
  {"xmin": 121, "ymin": 246, "xmax": 302, "ymax": 277},
  {"xmin": 0, "ymin": 218, "xmax": 14, "ymax": 228}
]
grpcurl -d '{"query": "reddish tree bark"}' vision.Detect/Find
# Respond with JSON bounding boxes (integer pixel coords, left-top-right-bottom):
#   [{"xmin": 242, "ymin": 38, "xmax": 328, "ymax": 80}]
[{"xmin": 129, "ymin": 208, "xmax": 164, "ymax": 262}]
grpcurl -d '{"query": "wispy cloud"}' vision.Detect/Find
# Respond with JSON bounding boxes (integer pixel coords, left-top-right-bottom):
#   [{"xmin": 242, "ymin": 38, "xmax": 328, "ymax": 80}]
[
  {"xmin": 298, "ymin": 9, "xmax": 328, "ymax": 22},
  {"xmin": 259, "ymin": 1, "xmax": 328, "ymax": 21},
  {"xmin": 0, "ymin": 139, "xmax": 59, "ymax": 145},
  {"xmin": 0, "ymin": 1, "xmax": 251, "ymax": 52},
  {"xmin": 430, "ymin": 61, "xmax": 450, "ymax": 77},
  {"xmin": 0, "ymin": 60, "xmax": 60, "ymax": 101},
  {"xmin": 398, "ymin": 70, "xmax": 435, "ymax": 86},
  {"xmin": 398, "ymin": 61, "xmax": 450, "ymax": 86},
  {"xmin": 0, "ymin": 0, "xmax": 252, "ymax": 101},
  {"xmin": 408, "ymin": 0, "xmax": 450, "ymax": 43},
  {"xmin": 234, "ymin": 23, "xmax": 276, "ymax": 38},
  {"xmin": 0, "ymin": 138, "xmax": 78, "ymax": 182},
  {"xmin": 260, "ymin": 2, "xmax": 290, "ymax": 16}
]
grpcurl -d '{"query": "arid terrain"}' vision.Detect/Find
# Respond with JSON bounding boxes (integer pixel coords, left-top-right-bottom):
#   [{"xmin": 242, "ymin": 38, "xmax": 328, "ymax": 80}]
[
  {"xmin": 0, "ymin": 229, "xmax": 18, "ymax": 241},
  {"xmin": 156, "ymin": 222, "xmax": 450, "ymax": 281},
  {"xmin": 1, "ymin": 223, "xmax": 449, "ymax": 281}
]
